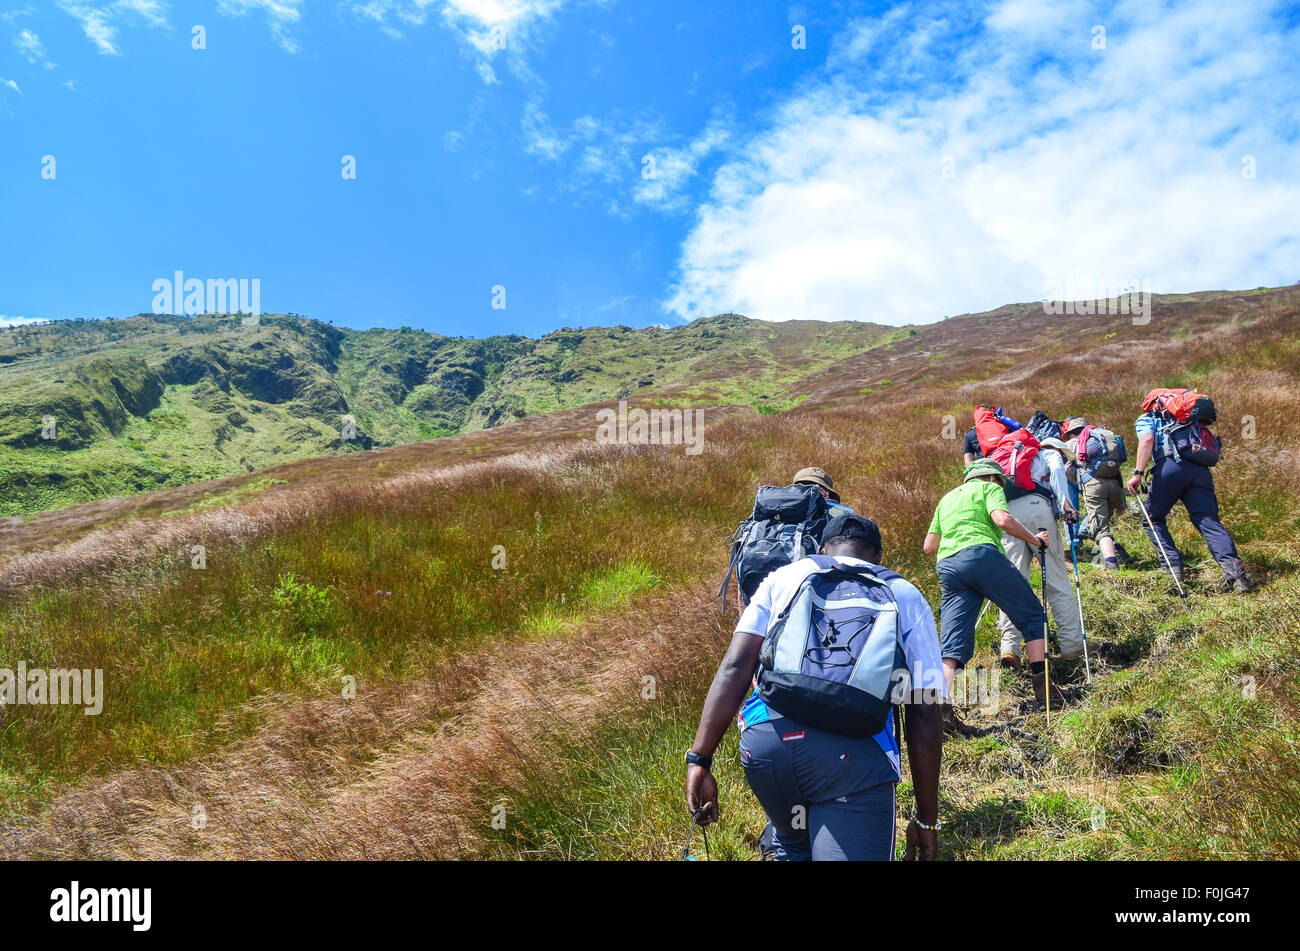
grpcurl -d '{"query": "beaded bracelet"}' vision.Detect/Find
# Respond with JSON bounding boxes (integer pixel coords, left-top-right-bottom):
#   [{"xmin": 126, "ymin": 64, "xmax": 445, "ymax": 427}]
[{"xmin": 912, "ymin": 814, "xmax": 942, "ymax": 831}]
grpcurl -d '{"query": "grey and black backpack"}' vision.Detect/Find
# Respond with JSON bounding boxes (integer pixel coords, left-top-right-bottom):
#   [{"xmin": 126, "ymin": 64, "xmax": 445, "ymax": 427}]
[
  {"xmin": 755, "ymin": 555, "xmax": 907, "ymax": 738},
  {"xmin": 719, "ymin": 484, "xmax": 828, "ymax": 610}
]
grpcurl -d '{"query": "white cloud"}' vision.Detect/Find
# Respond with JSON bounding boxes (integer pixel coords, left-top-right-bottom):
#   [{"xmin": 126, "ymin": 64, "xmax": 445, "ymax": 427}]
[
  {"xmin": 634, "ymin": 111, "xmax": 733, "ymax": 213},
  {"xmin": 346, "ymin": 1, "xmax": 564, "ymax": 81},
  {"xmin": 58, "ymin": 0, "xmax": 168, "ymax": 56},
  {"xmin": 0, "ymin": 314, "xmax": 46, "ymax": 327},
  {"xmin": 1, "ymin": 76, "xmax": 20, "ymax": 95},
  {"xmin": 14, "ymin": 28, "xmax": 54, "ymax": 68},
  {"xmin": 217, "ymin": 0, "xmax": 304, "ymax": 54},
  {"xmin": 667, "ymin": 0, "xmax": 1300, "ymax": 324}
]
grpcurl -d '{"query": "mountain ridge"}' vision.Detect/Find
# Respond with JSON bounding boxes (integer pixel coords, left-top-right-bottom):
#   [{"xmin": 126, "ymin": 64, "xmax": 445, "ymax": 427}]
[{"xmin": 0, "ymin": 311, "xmax": 892, "ymax": 516}]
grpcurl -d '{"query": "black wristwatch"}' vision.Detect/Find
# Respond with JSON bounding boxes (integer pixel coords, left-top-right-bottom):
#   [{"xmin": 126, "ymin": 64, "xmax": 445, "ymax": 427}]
[{"xmin": 685, "ymin": 751, "xmax": 713, "ymax": 771}]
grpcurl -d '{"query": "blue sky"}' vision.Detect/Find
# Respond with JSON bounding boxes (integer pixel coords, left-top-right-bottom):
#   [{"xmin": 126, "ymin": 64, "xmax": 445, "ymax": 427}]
[{"xmin": 1, "ymin": 0, "xmax": 1298, "ymax": 336}]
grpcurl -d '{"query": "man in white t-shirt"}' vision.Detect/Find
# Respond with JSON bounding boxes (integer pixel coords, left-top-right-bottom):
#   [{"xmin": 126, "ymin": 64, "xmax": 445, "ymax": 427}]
[{"xmin": 685, "ymin": 514, "xmax": 946, "ymax": 860}]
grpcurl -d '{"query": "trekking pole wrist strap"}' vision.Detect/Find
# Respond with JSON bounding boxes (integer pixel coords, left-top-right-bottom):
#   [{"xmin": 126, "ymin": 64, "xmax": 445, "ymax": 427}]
[{"xmin": 912, "ymin": 814, "xmax": 942, "ymax": 831}]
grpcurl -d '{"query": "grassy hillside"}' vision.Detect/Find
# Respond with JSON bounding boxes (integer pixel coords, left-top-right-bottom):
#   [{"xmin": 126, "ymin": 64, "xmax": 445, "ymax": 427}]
[
  {"xmin": 1, "ymin": 286, "xmax": 1297, "ymax": 859},
  {"xmin": 0, "ymin": 313, "xmax": 889, "ymax": 517}
]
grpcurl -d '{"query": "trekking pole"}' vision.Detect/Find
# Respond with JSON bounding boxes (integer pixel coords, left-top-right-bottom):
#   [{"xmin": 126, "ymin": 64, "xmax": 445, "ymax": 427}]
[
  {"xmin": 975, "ymin": 599, "xmax": 991, "ymax": 631},
  {"xmin": 1132, "ymin": 487, "xmax": 1187, "ymax": 599},
  {"xmin": 1038, "ymin": 543, "xmax": 1051, "ymax": 727},
  {"xmin": 1067, "ymin": 530, "xmax": 1093, "ymax": 684},
  {"xmin": 681, "ymin": 808, "xmax": 710, "ymax": 861}
]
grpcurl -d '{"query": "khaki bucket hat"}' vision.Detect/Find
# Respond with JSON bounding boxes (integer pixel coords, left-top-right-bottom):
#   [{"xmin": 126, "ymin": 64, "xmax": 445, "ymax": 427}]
[{"xmin": 792, "ymin": 466, "xmax": 840, "ymax": 502}]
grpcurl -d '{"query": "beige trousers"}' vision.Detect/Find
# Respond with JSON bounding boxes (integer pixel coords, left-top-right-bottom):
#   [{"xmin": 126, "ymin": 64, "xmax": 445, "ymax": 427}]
[{"xmin": 998, "ymin": 493, "xmax": 1084, "ymax": 659}]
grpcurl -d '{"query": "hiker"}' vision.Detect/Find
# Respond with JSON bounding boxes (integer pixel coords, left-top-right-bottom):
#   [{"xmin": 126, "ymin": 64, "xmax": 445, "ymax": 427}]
[
  {"xmin": 1063, "ymin": 416, "xmax": 1127, "ymax": 570},
  {"xmin": 923, "ymin": 460, "xmax": 1062, "ymax": 706},
  {"xmin": 688, "ymin": 515, "xmax": 945, "ymax": 861},
  {"xmin": 1024, "ymin": 411, "xmax": 1083, "ymax": 546},
  {"xmin": 993, "ymin": 435, "xmax": 1087, "ymax": 668},
  {"xmin": 792, "ymin": 466, "xmax": 856, "ymax": 518},
  {"xmin": 720, "ymin": 469, "xmax": 852, "ymax": 611},
  {"xmin": 1127, "ymin": 390, "xmax": 1254, "ymax": 592}
]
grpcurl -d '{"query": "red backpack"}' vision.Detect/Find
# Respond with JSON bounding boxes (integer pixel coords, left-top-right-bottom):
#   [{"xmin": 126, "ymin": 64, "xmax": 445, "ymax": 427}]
[
  {"xmin": 988, "ymin": 430, "xmax": 1040, "ymax": 491},
  {"xmin": 973, "ymin": 405, "xmax": 1010, "ymax": 454}
]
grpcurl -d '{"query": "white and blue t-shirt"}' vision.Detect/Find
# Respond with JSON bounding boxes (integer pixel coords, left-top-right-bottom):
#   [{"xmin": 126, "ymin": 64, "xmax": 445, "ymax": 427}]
[
  {"xmin": 733, "ymin": 555, "xmax": 947, "ymax": 780},
  {"xmin": 1134, "ymin": 413, "xmax": 1165, "ymax": 462}
]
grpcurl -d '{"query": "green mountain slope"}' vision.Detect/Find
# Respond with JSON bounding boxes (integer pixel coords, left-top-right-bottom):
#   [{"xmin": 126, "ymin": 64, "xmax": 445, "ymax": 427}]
[{"xmin": 0, "ymin": 312, "xmax": 891, "ymax": 516}]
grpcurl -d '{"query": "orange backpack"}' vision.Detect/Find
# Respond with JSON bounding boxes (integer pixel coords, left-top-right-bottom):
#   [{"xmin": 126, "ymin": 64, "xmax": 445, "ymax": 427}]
[{"xmin": 1141, "ymin": 388, "xmax": 1217, "ymax": 425}]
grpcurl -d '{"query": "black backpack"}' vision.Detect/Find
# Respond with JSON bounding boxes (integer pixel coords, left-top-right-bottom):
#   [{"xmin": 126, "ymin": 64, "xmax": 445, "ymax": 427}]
[
  {"xmin": 1025, "ymin": 410, "xmax": 1063, "ymax": 442},
  {"xmin": 719, "ymin": 484, "xmax": 828, "ymax": 610}
]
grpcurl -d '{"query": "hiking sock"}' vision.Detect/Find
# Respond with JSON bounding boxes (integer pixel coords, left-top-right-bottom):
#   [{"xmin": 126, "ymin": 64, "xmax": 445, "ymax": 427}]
[{"xmin": 1030, "ymin": 661, "xmax": 1046, "ymax": 675}]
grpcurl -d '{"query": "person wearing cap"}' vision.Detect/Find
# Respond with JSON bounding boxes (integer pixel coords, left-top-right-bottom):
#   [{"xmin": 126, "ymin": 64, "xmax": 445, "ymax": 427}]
[
  {"xmin": 992, "ymin": 435, "xmax": 1086, "ymax": 670},
  {"xmin": 791, "ymin": 466, "xmax": 856, "ymax": 518},
  {"xmin": 686, "ymin": 514, "xmax": 946, "ymax": 860},
  {"xmin": 1063, "ymin": 416, "xmax": 1127, "ymax": 570},
  {"xmin": 923, "ymin": 460, "xmax": 1062, "ymax": 706}
]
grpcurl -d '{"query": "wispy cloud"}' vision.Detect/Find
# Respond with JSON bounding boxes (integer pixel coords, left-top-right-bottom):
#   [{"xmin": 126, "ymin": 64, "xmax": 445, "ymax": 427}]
[
  {"xmin": 668, "ymin": 0, "xmax": 1300, "ymax": 324},
  {"xmin": 58, "ymin": 0, "xmax": 168, "ymax": 56},
  {"xmin": 0, "ymin": 314, "xmax": 47, "ymax": 327},
  {"xmin": 347, "ymin": 0, "xmax": 565, "ymax": 82},
  {"xmin": 14, "ymin": 28, "xmax": 55, "ymax": 68},
  {"xmin": 217, "ymin": 0, "xmax": 305, "ymax": 54},
  {"xmin": 633, "ymin": 111, "xmax": 733, "ymax": 213}
]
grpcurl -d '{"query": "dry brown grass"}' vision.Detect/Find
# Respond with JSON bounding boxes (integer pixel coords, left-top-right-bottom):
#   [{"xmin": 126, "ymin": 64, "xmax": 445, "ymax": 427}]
[{"xmin": 3, "ymin": 583, "xmax": 730, "ymax": 859}]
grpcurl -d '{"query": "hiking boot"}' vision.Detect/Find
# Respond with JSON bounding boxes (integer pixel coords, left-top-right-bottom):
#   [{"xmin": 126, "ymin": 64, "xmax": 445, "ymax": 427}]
[
  {"xmin": 1031, "ymin": 671, "xmax": 1069, "ymax": 706},
  {"xmin": 1225, "ymin": 574, "xmax": 1255, "ymax": 593},
  {"xmin": 942, "ymin": 704, "xmax": 984, "ymax": 737},
  {"xmin": 999, "ymin": 651, "xmax": 1021, "ymax": 670}
]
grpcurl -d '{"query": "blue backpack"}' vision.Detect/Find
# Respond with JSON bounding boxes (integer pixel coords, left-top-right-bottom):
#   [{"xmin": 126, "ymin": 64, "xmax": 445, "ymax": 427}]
[
  {"xmin": 756, "ymin": 555, "xmax": 907, "ymax": 738},
  {"xmin": 720, "ymin": 484, "xmax": 828, "ymax": 609}
]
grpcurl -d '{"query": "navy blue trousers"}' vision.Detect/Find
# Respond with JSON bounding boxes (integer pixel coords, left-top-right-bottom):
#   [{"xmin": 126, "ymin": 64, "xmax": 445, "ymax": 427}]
[
  {"xmin": 740, "ymin": 717, "xmax": 896, "ymax": 861},
  {"xmin": 1143, "ymin": 457, "xmax": 1244, "ymax": 578},
  {"xmin": 937, "ymin": 543, "xmax": 1045, "ymax": 667}
]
